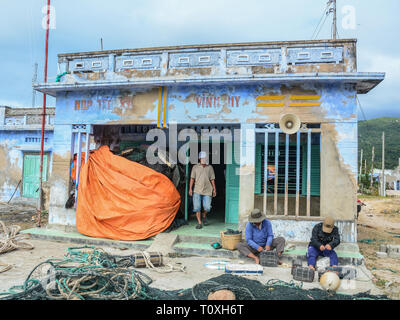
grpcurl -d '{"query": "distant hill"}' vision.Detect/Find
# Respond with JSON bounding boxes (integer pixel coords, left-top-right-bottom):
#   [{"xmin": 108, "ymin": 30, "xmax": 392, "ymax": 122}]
[{"xmin": 358, "ymin": 117, "xmax": 400, "ymax": 170}]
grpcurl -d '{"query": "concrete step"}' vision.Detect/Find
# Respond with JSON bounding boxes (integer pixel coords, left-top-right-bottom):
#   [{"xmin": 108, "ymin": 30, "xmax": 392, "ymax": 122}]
[
  {"xmin": 173, "ymin": 241, "xmax": 364, "ymax": 266},
  {"xmin": 22, "ymin": 227, "xmax": 364, "ymax": 266},
  {"xmin": 21, "ymin": 227, "xmax": 153, "ymax": 251}
]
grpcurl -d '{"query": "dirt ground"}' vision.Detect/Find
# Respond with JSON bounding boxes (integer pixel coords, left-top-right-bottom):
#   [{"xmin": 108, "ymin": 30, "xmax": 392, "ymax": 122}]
[
  {"xmin": 0, "ymin": 202, "xmax": 48, "ymax": 230},
  {"xmin": 358, "ymin": 195, "xmax": 400, "ymax": 299},
  {"xmin": 0, "ymin": 199, "xmax": 398, "ymax": 299}
]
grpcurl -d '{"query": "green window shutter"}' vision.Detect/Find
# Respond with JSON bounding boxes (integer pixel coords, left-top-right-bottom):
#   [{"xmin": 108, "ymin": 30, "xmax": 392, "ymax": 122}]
[
  {"xmin": 302, "ymin": 144, "xmax": 320, "ymax": 196},
  {"xmin": 225, "ymin": 143, "xmax": 240, "ymax": 224},
  {"xmin": 254, "ymin": 143, "xmax": 262, "ymax": 194}
]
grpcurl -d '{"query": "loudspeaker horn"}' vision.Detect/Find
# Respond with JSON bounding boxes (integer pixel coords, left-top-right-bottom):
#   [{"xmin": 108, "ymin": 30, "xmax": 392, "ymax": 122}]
[{"xmin": 279, "ymin": 114, "xmax": 301, "ymax": 135}]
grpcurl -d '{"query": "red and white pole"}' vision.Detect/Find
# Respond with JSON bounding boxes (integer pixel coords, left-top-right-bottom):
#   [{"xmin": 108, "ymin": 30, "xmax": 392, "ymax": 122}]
[{"xmin": 38, "ymin": 0, "xmax": 51, "ymax": 227}]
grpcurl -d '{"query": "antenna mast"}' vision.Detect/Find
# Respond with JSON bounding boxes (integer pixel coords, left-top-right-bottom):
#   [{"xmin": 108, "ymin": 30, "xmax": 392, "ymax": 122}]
[{"xmin": 329, "ymin": 0, "xmax": 337, "ymax": 40}]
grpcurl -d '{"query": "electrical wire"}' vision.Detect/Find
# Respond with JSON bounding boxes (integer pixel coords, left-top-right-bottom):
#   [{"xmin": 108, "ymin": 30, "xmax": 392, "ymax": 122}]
[
  {"xmin": 314, "ymin": 12, "xmax": 330, "ymax": 40},
  {"xmin": 311, "ymin": 2, "xmax": 331, "ymax": 39},
  {"xmin": 357, "ymin": 96, "xmax": 368, "ymax": 121}
]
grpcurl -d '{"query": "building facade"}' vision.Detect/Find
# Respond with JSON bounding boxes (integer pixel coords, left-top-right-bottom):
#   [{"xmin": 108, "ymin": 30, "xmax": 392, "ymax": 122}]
[
  {"xmin": 0, "ymin": 106, "xmax": 54, "ymax": 204},
  {"xmin": 34, "ymin": 39, "xmax": 384, "ymax": 242}
]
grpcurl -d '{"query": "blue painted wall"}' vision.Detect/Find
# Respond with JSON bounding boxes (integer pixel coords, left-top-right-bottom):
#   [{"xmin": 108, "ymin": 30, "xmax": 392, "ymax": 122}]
[{"xmin": 0, "ymin": 130, "xmax": 53, "ymax": 201}]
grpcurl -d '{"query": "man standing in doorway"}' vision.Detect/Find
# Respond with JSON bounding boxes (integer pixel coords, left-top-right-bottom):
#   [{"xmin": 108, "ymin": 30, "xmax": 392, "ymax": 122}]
[{"xmin": 189, "ymin": 151, "xmax": 216, "ymax": 229}]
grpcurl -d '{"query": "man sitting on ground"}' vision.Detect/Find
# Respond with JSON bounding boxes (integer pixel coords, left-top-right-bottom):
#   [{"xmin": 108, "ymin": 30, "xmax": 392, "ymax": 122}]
[
  {"xmin": 307, "ymin": 216, "xmax": 341, "ymax": 270},
  {"xmin": 236, "ymin": 209, "xmax": 285, "ymax": 264}
]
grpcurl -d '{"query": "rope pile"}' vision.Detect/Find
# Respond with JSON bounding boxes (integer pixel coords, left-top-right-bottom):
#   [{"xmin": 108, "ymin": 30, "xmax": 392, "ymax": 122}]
[
  {"xmin": 0, "ymin": 246, "xmax": 390, "ymax": 300},
  {"xmin": 0, "ymin": 246, "xmax": 155, "ymax": 300},
  {"xmin": 0, "ymin": 221, "xmax": 34, "ymax": 273},
  {"xmin": 141, "ymin": 251, "xmax": 186, "ymax": 273}
]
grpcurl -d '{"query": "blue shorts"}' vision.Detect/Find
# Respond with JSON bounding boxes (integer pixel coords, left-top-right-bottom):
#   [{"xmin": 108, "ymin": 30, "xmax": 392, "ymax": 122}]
[{"xmin": 193, "ymin": 193, "xmax": 212, "ymax": 213}]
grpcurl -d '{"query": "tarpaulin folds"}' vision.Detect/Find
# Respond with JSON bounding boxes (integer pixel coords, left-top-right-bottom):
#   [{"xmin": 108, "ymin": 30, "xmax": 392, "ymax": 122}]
[{"xmin": 75, "ymin": 146, "xmax": 181, "ymax": 240}]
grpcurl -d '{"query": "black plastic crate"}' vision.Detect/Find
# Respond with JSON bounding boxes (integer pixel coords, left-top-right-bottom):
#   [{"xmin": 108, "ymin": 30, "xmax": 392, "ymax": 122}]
[
  {"xmin": 292, "ymin": 267, "xmax": 315, "ymax": 282},
  {"xmin": 260, "ymin": 250, "xmax": 278, "ymax": 267},
  {"xmin": 291, "ymin": 259, "xmax": 303, "ymax": 276}
]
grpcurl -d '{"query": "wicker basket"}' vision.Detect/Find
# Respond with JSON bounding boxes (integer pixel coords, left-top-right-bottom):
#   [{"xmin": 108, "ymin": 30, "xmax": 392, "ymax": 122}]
[{"xmin": 220, "ymin": 231, "xmax": 242, "ymax": 251}]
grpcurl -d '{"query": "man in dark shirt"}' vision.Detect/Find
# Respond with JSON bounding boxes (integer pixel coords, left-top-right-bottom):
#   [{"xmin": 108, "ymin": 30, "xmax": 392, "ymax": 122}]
[{"xmin": 307, "ymin": 216, "xmax": 340, "ymax": 270}]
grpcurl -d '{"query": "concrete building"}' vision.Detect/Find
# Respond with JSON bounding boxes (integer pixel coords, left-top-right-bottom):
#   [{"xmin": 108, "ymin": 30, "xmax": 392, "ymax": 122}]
[
  {"xmin": 374, "ymin": 167, "xmax": 400, "ymax": 191},
  {"xmin": 0, "ymin": 106, "xmax": 54, "ymax": 204},
  {"xmin": 34, "ymin": 39, "xmax": 384, "ymax": 242}
]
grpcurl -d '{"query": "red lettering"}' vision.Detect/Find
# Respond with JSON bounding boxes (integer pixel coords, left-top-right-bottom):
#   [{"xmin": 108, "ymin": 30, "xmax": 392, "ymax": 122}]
[
  {"xmin": 195, "ymin": 96, "xmax": 202, "ymax": 108},
  {"xmin": 74, "ymin": 100, "xmax": 80, "ymax": 111},
  {"xmin": 234, "ymin": 96, "xmax": 241, "ymax": 107},
  {"xmin": 206, "ymin": 96, "xmax": 213, "ymax": 108}
]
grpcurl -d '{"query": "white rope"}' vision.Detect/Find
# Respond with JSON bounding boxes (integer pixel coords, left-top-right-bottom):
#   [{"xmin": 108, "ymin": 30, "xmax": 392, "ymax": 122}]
[
  {"xmin": 0, "ymin": 261, "xmax": 12, "ymax": 273},
  {"xmin": 0, "ymin": 221, "xmax": 34, "ymax": 254},
  {"xmin": 0, "ymin": 221, "xmax": 34, "ymax": 274},
  {"xmin": 141, "ymin": 251, "xmax": 185, "ymax": 273}
]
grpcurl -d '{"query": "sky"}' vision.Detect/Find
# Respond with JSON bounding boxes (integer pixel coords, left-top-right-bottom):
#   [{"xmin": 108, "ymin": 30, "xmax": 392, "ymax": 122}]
[{"xmin": 0, "ymin": 0, "xmax": 399, "ymax": 119}]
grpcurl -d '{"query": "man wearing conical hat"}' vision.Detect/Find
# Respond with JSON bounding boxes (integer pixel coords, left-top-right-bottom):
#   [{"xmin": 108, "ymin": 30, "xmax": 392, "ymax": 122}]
[
  {"xmin": 307, "ymin": 216, "xmax": 341, "ymax": 270},
  {"xmin": 236, "ymin": 209, "xmax": 286, "ymax": 264}
]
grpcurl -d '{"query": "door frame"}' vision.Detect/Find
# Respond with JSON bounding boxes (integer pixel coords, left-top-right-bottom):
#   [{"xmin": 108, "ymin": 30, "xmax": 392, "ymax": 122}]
[{"xmin": 22, "ymin": 152, "xmax": 50, "ymax": 198}]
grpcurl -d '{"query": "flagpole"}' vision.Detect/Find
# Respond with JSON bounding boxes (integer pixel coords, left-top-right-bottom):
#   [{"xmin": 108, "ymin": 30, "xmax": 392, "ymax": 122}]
[{"xmin": 38, "ymin": 0, "xmax": 51, "ymax": 227}]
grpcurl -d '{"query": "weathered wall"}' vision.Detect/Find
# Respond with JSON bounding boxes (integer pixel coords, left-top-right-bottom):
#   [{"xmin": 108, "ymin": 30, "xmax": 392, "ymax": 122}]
[
  {"xmin": 49, "ymin": 82, "xmax": 358, "ymax": 239},
  {"xmin": 53, "ymin": 83, "xmax": 356, "ymax": 126},
  {"xmin": 238, "ymin": 123, "xmax": 256, "ymax": 232},
  {"xmin": 320, "ymin": 121, "xmax": 358, "ymax": 220},
  {"xmin": 0, "ymin": 130, "xmax": 53, "ymax": 202},
  {"xmin": 269, "ymin": 219, "xmax": 356, "ymax": 243},
  {"xmin": 47, "ymin": 124, "xmax": 75, "ymax": 226},
  {"xmin": 56, "ymin": 39, "xmax": 357, "ymax": 84}
]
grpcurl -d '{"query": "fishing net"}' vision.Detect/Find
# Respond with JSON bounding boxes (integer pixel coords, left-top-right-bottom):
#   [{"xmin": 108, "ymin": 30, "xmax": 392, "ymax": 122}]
[{"xmin": 0, "ymin": 246, "xmax": 390, "ymax": 300}]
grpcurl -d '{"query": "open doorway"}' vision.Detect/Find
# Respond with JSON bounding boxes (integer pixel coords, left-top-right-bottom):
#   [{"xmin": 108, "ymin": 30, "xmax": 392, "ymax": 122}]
[{"xmin": 187, "ymin": 140, "xmax": 226, "ymax": 224}]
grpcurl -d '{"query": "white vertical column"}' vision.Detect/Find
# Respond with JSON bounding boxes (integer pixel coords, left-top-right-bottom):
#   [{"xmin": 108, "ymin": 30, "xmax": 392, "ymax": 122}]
[
  {"xmin": 307, "ymin": 130, "xmax": 312, "ymax": 216},
  {"xmin": 284, "ymin": 134, "xmax": 289, "ymax": 216},
  {"xmin": 296, "ymin": 131, "xmax": 300, "ymax": 217},
  {"xmin": 75, "ymin": 131, "xmax": 82, "ymax": 202},
  {"xmin": 238, "ymin": 123, "xmax": 256, "ymax": 230},
  {"xmin": 85, "ymin": 125, "xmax": 91, "ymax": 163},
  {"xmin": 263, "ymin": 132, "xmax": 269, "ymax": 215},
  {"xmin": 274, "ymin": 132, "xmax": 279, "ymax": 215}
]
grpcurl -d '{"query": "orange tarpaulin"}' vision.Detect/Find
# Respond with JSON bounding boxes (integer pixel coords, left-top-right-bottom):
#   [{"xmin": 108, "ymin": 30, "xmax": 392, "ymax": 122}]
[{"xmin": 75, "ymin": 146, "xmax": 181, "ymax": 241}]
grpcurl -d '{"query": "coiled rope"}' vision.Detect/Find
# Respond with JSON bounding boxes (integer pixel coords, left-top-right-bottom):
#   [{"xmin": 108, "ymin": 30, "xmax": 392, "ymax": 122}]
[
  {"xmin": 0, "ymin": 221, "xmax": 34, "ymax": 273},
  {"xmin": 141, "ymin": 251, "xmax": 186, "ymax": 273}
]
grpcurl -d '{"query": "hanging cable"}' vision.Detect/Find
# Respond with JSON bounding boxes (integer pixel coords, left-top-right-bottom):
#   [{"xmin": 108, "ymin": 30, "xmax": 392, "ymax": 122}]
[
  {"xmin": 311, "ymin": 2, "xmax": 331, "ymax": 39},
  {"xmin": 357, "ymin": 96, "xmax": 368, "ymax": 121},
  {"xmin": 314, "ymin": 11, "xmax": 330, "ymax": 40}
]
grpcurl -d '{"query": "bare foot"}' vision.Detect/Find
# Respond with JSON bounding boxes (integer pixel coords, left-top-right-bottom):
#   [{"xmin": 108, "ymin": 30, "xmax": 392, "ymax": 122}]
[
  {"xmin": 255, "ymin": 257, "xmax": 260, "ymax": 264},
  {"xmin": 308, "ymin": 265, "xmax": 315, "ymax": 271}
]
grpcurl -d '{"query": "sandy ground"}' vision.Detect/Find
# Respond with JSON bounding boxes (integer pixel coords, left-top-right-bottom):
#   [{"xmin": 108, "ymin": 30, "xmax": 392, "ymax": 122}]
[
  {"xmin": 0, "ymin": 202, "xmax": 48, "ymax": 230},
  {"xmin": 358, "ymin": 195, "xmax": 400, "ymax": 299},
  {"xmin": 0, "ymin": 199, "xmax": 394, "ymax": 299},
  {"xmin": 0, "ymin": 239, "xmax": 381, "ymax": 298}
]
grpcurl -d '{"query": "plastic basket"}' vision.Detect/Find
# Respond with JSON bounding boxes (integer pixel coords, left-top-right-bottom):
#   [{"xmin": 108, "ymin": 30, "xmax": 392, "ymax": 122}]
[
  {"xmin": 293, "ymin": 267, "xmax": 315, "ymax": 282},
  {"xmin": 260, "ymin": 250, "xmax": 278, "ymax": 267},
  {"xmin": 220, "ymin": 231, "xmax": 242, "ymax": 251}
]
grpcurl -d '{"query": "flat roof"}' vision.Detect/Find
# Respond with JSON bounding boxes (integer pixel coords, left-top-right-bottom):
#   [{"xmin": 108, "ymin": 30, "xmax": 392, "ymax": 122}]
[{"xmin": 58, "ymin": 38, "xmax": 357, "ymax": 58}]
